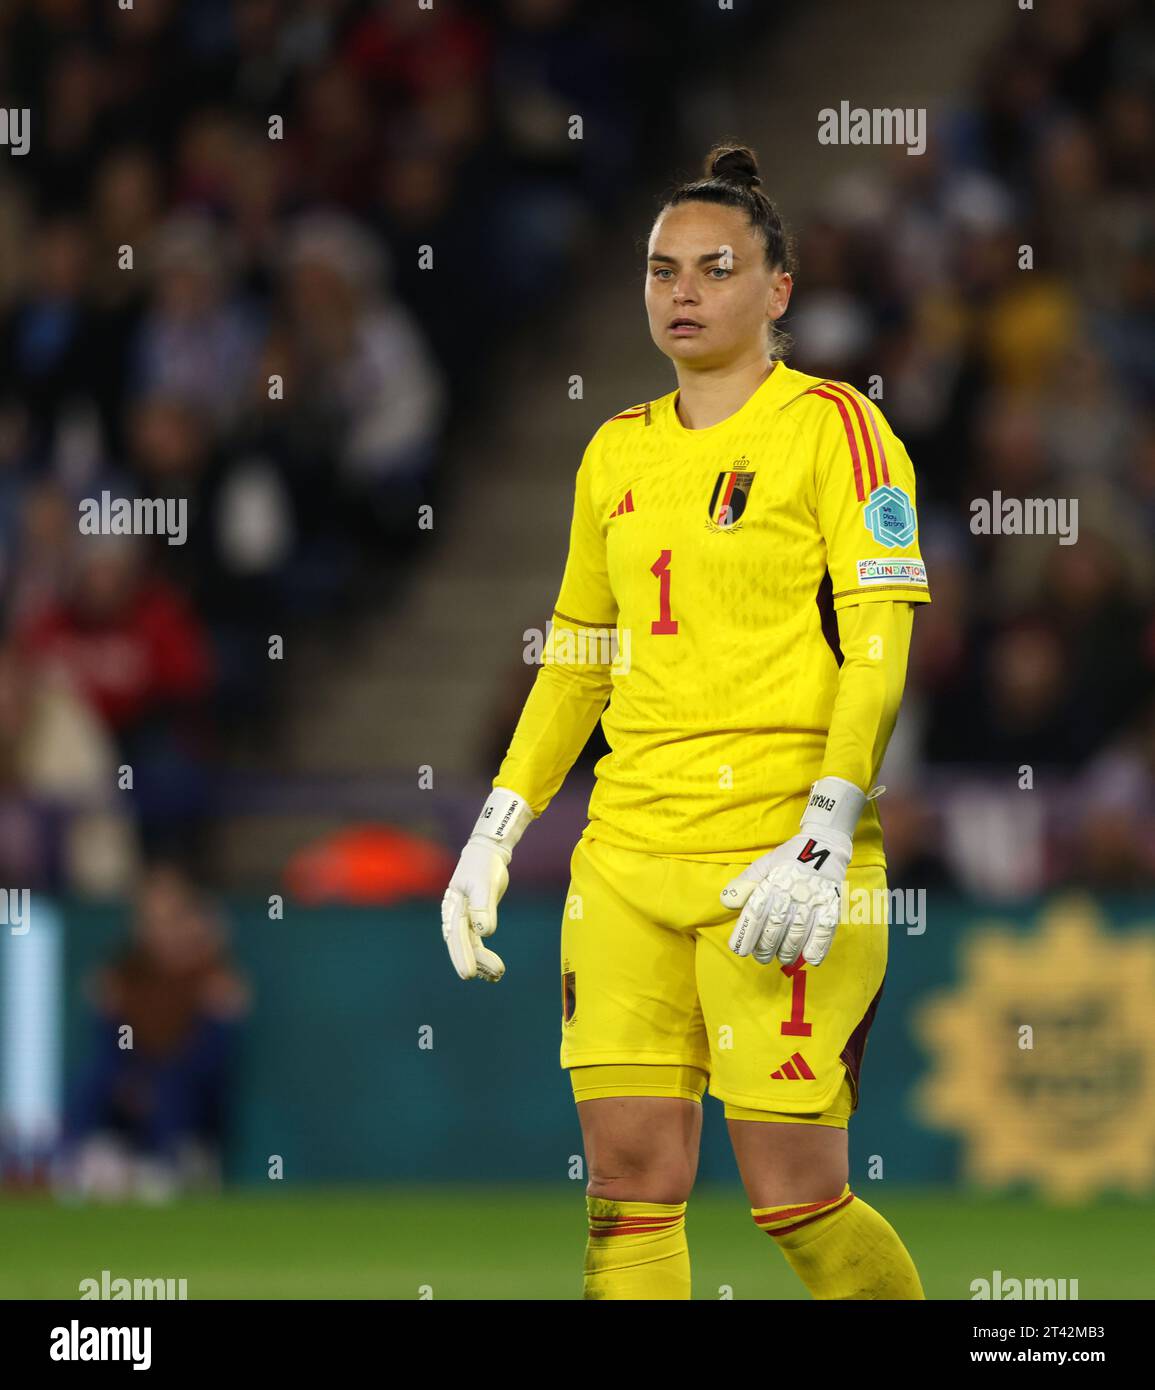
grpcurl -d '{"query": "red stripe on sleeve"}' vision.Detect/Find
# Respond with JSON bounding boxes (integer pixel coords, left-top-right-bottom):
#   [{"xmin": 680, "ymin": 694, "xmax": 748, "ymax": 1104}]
[
  {"xmin": 809, "ymin": 387, "xmax": 865, "ymax": 501},
  {"xmin": 857, "ymin": 392, "xmax": 890, "ymax": 484},
  {"xmin": 823, "ymin": 383, "xmax": 878, "ymax": 492}
]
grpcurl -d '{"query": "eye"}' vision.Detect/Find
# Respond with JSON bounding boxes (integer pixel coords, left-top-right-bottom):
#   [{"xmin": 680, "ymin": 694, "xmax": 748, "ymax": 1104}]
[
  {"xmin": 651, "ymin": 267, "xmax": 673, "ymax": 279},
  {"xmin": 709, "ymin": 267, "xmax": 731, "ymax": 278}
]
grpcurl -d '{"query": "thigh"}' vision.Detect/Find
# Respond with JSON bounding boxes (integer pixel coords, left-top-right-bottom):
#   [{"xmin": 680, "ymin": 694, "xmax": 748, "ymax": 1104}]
[
  {"xmin": 696, "ymin": 863, "xmax": 889, "ymax": 1118},
  {"xmin": 727, "ymin": 1111, "xmax": 849, "ymax": 1208},
  {"xmin": 560, "ymin": 837, "xmax": 709, "ymax": 1071}
]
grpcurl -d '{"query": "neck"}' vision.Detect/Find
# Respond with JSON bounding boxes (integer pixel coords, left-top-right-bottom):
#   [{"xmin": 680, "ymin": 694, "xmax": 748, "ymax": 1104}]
[{"xmin": 674, "ymin": 354, "xmax": 777, "ymax": 430}]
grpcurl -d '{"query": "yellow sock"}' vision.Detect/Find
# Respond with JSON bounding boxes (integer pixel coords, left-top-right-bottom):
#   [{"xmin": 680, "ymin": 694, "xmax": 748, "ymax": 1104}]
[
  {"xmin": 584, "ymin": 1196, "xmax": 690, "ymax": 1300},
  {"xmin": 752, "ymin": 1184, "xmax": 925, "ymax": 1299}
]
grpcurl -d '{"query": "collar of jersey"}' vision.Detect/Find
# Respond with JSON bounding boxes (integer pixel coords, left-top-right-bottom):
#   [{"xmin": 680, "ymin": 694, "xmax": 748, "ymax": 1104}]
[{"xmin": 664, "ymin": 359, "xmax": 799, "ymax": 438}]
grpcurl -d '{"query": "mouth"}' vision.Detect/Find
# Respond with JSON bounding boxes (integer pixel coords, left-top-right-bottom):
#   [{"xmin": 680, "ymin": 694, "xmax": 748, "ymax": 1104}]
[{"xmin": 669, "ymin": 318, "xmax": 704, "ymax": 335}]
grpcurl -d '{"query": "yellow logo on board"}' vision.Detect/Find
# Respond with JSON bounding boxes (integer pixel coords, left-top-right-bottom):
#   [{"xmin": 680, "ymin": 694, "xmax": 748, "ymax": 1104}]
[{"xmin": 914, "ymin": 897, "xmax": 1155, "ymax": 1203}]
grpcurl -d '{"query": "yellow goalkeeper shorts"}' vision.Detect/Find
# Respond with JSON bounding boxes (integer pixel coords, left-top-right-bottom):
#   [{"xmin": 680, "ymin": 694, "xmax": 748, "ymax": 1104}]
[{"xmin": 559, "ymin": 834, "xmax": 887, "ymax": 1123}]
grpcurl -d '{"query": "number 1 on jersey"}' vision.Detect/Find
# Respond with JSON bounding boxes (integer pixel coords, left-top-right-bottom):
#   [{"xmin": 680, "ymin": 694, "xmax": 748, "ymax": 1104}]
[{"xmin": 650, "ymin": 549, "xmax": 678, "ymax": 635}]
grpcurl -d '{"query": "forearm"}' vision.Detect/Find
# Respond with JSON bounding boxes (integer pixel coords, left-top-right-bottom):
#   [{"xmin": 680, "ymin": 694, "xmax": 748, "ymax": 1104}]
[
  {"xmin": 494, "ymin": 618, "xmax": 614, "ymax": 815},
  {"xmin": 820, "ymin": 600, "xmax": 914, "ymax": 795}
]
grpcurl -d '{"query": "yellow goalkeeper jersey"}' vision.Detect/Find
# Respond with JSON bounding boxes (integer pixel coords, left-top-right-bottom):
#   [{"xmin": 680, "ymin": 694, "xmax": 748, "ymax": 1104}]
[{"xmin": 515, "ymin": 360, "xmax": 930, "ymax": 865}]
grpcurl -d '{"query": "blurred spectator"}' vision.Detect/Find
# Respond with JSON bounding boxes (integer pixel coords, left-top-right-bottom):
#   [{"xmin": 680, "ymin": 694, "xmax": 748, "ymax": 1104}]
[
  {"xmin": 132, "ymin": 211, "xmax": 264, "ymax": 434},
  {"xmin": 258, "ymin": 210, "xmax": 446, "ymax": 586},
  {"xmin": 0, "ymin": 217, "xmax": 98, "ymax": 465},
  {"xmin": 1071, "ymin": 698, "xmax": 1155, "ymax": 887},
  {"xmin": 1, "ymin": 479, "xmax": 76, "ymax": 631},
  {"xmin": 15, "ymin": 536, "xmax": 215, "ymax": 858},
  {"xmin": 877, "ymin": 790, "xmax": 960, "ymax": 893},
  {"xmin": 59, "ymin": 864, "xmax": 250, "ymax": 1201},
  {"xmin": 0, "ymin": 638, "xmax": 138, "ymax": 896}
]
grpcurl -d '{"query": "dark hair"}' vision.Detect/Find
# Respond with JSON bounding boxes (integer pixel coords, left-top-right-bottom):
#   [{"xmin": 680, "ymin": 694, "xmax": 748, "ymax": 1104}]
[{"xmin": 659, "ymin": 143, "xmax": 797, "ymax": 360}]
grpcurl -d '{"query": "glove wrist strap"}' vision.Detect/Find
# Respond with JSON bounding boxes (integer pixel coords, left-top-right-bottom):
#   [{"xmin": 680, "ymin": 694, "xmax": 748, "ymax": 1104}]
[
  {"xmin": 801, "ymin": 776, "xmax": 867, "ymax": 841},
  {"xmin": 470, "ymin": 786, "xmax": 535, "ymax": 858}
]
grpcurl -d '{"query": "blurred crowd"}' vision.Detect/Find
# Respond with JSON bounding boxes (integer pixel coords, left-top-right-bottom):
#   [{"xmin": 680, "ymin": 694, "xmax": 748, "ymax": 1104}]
[
  {"xmin": 786, "ymin": 0, "xmax": 1155, "ymax": 893},
  {"xmin": 483, "ymin": 0, "xmax": 1155, "ymax": 898},
  {"xmin": 0, "ymin": 0, "xmax": 1150, "ymax": 1201},
  {"xmin": 0, "ymin": 0, "xmax": 1151, "ymax": 901},
  {"xmin": 0, "ymin": 0, "xmax": 768, "ymax": 894}
]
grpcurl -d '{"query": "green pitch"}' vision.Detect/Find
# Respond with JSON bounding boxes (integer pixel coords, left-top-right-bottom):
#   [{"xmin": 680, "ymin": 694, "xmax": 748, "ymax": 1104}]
[{"xmin": 1, "ymin": 1187, "xmax": 1151, "ymax": 1300}]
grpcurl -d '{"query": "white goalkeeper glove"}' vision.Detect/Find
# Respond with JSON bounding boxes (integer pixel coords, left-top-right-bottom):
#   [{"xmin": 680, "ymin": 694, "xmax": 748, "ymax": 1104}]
[
  {"xmin": 721, "ymin": 776, "xmax": 869, "ymax": 968},
  {"xmin": 440, "ymin": 786, "xmax": 535, "ymax": 983}
]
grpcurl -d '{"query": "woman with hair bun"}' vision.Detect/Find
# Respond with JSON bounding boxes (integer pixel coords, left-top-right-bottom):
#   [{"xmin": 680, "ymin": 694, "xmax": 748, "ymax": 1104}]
[{"xmin": 442, "ymin": 143, "xmax": 930, "ymax": 1299}]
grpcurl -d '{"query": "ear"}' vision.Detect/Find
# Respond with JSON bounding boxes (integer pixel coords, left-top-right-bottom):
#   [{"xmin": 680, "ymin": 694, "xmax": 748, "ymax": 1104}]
[{"xmin": 767, "ymin": 269, "xmax": 793, "ymax": 323}]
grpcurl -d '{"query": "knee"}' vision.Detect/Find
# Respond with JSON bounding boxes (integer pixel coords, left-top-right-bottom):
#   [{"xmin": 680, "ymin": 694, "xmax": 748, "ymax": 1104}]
[
  {"xmin": 580, "ymin": 1094, "xmax": 701, "ymax": 1204},
  {"xmin": 586, "ymin": 1166, "xmax": 693, "ymax": 1205},
  {"xmin": 747, "ymin": 1165, "xmax": 849, "ymax": 1211}
]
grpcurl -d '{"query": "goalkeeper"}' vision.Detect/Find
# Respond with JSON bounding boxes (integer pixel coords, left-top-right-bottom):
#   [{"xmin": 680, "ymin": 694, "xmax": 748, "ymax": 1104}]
[{"xmin": 441, "ymin": 143, "xmax": 930, "ymax": 1301}]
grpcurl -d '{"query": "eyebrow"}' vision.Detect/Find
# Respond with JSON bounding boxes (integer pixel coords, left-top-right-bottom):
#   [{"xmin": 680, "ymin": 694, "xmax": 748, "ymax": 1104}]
[{"xmin": 647, "ymin": 250, "xmax": 741, "ymax": 266}]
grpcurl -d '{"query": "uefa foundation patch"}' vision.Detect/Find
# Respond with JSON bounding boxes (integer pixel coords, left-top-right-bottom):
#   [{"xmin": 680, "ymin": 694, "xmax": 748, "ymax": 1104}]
[{"xmin": 857, "ymin": 558, "xmax": 928, "ymax": 586}]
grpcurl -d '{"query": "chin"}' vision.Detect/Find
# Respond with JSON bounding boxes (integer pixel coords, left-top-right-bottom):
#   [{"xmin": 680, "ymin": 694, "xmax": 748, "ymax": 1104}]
[{"xmin": 666, "ymin": 336, "xmax": 709, "ymax": 355}]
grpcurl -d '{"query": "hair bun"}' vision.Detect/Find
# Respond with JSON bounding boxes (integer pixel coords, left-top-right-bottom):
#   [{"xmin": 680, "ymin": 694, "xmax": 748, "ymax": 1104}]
[{"xmin": 707, "ymin": 144, "xmax": 762, "ymax": 190}]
